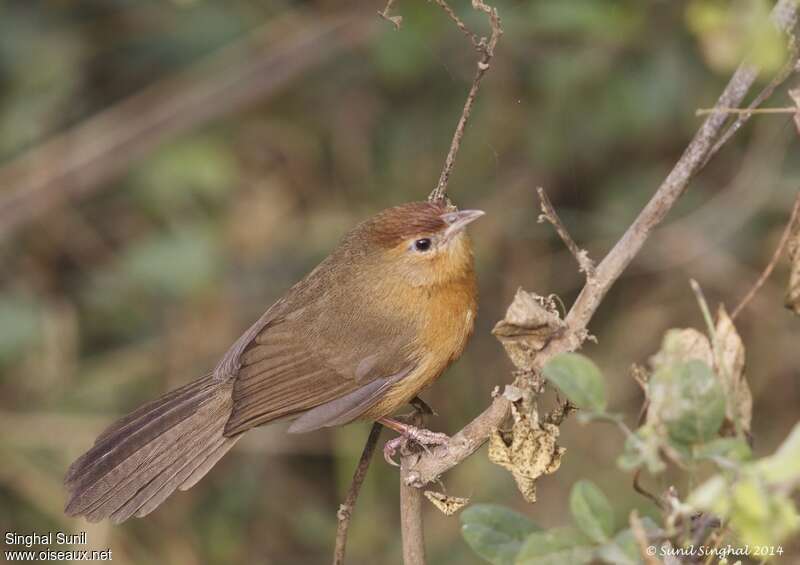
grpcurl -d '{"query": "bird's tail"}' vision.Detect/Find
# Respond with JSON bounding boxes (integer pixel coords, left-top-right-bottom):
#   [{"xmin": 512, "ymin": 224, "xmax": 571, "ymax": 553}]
[{"xmin": 64, "ymin": 374, "xmax": 239, "ymax": 523}]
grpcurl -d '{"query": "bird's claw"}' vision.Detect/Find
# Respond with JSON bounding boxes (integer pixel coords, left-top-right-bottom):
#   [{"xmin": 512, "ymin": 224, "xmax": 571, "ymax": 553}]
[{"xmin": 382, "ymin": 426, "xmax": 449, "ymax": 467}]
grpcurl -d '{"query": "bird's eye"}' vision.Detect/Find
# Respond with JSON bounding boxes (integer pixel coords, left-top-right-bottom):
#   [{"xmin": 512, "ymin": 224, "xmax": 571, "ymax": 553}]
[{"xmin": 413, "ymin": 238, "xmax": 432, "ymax": 252}]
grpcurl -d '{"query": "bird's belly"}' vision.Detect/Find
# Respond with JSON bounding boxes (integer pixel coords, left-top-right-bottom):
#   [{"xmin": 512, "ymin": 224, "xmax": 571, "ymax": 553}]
[{"xmin": 359, "ymin": 291, "xmax": 476, "ymax": 420}]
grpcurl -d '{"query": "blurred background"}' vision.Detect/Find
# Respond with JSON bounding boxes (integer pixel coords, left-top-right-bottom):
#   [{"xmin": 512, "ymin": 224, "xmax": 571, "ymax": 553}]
[{"xmin": 1, "ymin": 1, "xmax": 799, "ymax": 563}]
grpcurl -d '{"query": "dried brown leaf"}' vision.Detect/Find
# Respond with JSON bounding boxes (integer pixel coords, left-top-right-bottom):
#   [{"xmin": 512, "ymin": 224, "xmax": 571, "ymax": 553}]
[
  {"xmin": 714, "ymin": 305, "xmax": 752, "ymax": 434},
  {"xmin": 492, "ymin": 289, "xmax": 566, "ymax": 369},
  {"xmin": 488, "ymin": 405, "xmax": 565, "ymax": 503},
  {"xmin": 649, "ymin": 328, "xmax": 713, "ymax": 372},
  {"xmin": 423, "ymin": 491, "xmax": 469, "ymax": 516}
]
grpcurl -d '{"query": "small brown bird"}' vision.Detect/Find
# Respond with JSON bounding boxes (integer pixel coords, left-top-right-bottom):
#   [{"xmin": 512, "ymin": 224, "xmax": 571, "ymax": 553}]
[{"xmin": 64, "ymin": 200, "xmax": 483, "ymax": 523}]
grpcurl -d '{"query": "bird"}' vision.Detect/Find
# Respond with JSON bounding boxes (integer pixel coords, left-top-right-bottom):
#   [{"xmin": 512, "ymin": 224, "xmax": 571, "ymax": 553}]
[{"xmin": 64, "ymin": 200, "xmax": 483, "ymax": 524}]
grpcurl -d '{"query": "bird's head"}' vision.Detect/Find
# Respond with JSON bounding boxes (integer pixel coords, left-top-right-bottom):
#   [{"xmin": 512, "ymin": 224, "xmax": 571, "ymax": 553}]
[{"xmin": 351, "ymin": 201, "xmax": 484, "ymax": 287}]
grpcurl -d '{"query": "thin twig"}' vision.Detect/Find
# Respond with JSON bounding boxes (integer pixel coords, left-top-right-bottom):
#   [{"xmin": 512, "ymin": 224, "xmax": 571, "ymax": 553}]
[
  {"xmin": 378, "ymin": 0, "xmax": 402, "ymax": 30},
  {"xmin": 730, "ymin": 191, "xmax": 800, "ymax": 319},
  {"xmin": 537, "ymin": 187, "xmax": 596, "ymax": 277},
  {"xmin": 428, "ymin": 0, "xmax": 502, "ymax": 204},
  {"xmin": 633, "ymin": 469, "xmax": 664, "ymax": 510},
  {"xmin": 333, "ymin": 422, "xmax": 383, "ymax": 565},
  {"xmin": 431, "ymin": 0, "xmax": 482, "ymax": 49},
  {"xmin": 704, "ymin": 39, "xmax": 800, "ymax": 166},
  {"xmin": 404, "ymin": 0, "xmax": 800, "ymax": 490},
  {"xmin": 696, "ymin": 106, "xmax": 796, "ymax": 116}
]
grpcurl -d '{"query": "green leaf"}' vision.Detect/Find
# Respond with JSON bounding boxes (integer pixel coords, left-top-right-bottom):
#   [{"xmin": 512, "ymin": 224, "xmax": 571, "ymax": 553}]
[
  {"xmin": 757, "ymin": 422, "xmax": 800, "ymax": 484},
  {"xmin": 542, "ymin": 353, "xmax": 607, "ymax": 411},
  {"xmin": 461, "ymin": 504, "xmax": 540, "ymax": 565},
  {"xmin": 515, "ymin": 527, "xmax": 594, "ymax": 565},
  {"xmin": 647, "ymin": 360, "xmax": 725, "ymax": 445},
  {"xmin": 569, "ymin": 480, "xmax": 616, "ymax": 543},
  {"xmin": 693, "ymin": 437, "xmax": 752, "ymax": 463}
]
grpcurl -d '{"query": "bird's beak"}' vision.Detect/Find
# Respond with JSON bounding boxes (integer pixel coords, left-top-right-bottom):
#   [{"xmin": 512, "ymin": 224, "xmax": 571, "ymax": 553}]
[{"xmin": 441, "ymin": 209, "xmax": 485, "ymax": 241}]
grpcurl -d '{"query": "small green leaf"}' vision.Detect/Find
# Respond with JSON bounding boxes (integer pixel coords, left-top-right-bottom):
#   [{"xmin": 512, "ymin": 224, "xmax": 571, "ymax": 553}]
[
  {"xmin": 461, "ymin": 504, "xmax": 540, "ymax": 565},
  {"xmin": 542, "ymin": 353, "xmax": 607, "ymax": 411},
  {"xmin": 569, "ymin": 480, "xmax": 615, "ymax": 543},
  {"xmin": 693, "ymin": 437, "xmax": 752, "ymax": 462},
  {"xmin": 515, "ymin": 527, "xmax": 595, "ymax": 565}
]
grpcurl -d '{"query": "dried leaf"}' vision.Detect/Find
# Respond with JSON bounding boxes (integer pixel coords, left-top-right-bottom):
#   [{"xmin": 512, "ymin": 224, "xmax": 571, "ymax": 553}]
[
  {"xmin": 424, "ymin": 491, "xmax": 469, "ymax": 516},
  {"xmin": 785, "ymin": 219, "xmax": 800, "ymax": 314},
  {"xmin": 649, "ymin": 328, "xmax": 712, "ymax": 371},
  {"xmin": 488, "ymin": 406, "xmax": 565, "ymax": 503},
  {"xmin": 492, "ymin": 288, "xmax": 566, "ymax": 369},
  {"xmin": 714, "ymin": 305, "xmax": 752, "ymax": 435}
]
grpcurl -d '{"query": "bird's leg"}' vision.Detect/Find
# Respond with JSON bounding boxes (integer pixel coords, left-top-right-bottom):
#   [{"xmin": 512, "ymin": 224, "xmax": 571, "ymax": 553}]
[
  {"xmin": 410, "ymin": 396, "xmax": 437, "ymax": 417},
  {"xmin": 379, "ymin": 417, "xmax": 449, "ymax": 467}
]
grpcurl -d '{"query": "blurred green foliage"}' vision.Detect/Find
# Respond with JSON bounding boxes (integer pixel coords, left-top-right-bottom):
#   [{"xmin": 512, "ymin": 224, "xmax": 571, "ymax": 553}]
[{"xmin": 1, "ymin": 1, "xmax": 799, "ymax": 564}]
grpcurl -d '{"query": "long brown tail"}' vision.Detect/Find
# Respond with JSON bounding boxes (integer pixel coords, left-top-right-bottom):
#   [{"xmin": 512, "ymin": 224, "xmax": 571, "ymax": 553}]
[{"xmin": 64, "ymin": 375, "xmax": 239, "ymax": 523}]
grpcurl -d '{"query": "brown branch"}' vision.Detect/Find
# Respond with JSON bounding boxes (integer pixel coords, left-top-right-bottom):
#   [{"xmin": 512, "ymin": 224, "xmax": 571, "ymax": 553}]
[
  {"xmin": 333, "ymin": 422, "xmax": 383, "ymax": 565},
  {"xmin": 428, "ymin": 0, "xmax": 503, "ymax": 204},
  {"xmin": 399, "ymin": 412, "xmax": 427, "ymax": 565},
  {"xmin": 399, "ymin": 461, "xmax": 427, "ymax": 565},
  {"xmin": 404, "ymin": 0, "xmax": 800, "ymax": 489},
  {"xmin": 730, "ymin": 191, "xmax": 800, "ymax": 319},
  {"xmin": 537, "ymin": 187, "xmax": 596, "ymax": 277},
  {"xmin": 0, "ymin": 14, "xmax": 374, "ymax": 243}
]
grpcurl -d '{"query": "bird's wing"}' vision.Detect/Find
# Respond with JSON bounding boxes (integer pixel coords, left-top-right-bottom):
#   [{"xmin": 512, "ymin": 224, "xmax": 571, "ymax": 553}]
[{"xmin": 221, "ymin": 305, "xmax": 417, "ymax": 436}]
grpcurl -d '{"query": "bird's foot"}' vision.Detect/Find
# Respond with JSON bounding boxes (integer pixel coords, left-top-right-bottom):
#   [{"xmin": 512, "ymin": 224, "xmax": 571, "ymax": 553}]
[{"xmin": 379, "ymin": 418, "xmax": 449, "ymax": 467}]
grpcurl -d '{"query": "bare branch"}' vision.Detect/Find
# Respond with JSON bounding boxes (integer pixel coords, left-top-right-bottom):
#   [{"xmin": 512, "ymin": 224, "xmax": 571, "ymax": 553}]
[
  {"xmin": 406, "ymin": 0, "xmax": 800, "ymax": 489},
  {"xmin": 400, "ymin": 462, "xmax": 427, "ymax": 565},
  {"xmin": 731, "ymin": 191, "xmax": 800, "ymax": 319},
  {"xmin": 399, "ymin": 410, "xmax": 427, "ymax": 565},
  {"xmin": 333, "ymin": 422, "xmax": 383, "ymax": 565},
  {"xmin": 537, "ymin": 187, "xmax": 596, "ymax": 278},
  {"xmin": 428, "ymin": 1, "xmax": 503, "ymax": 204}
]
